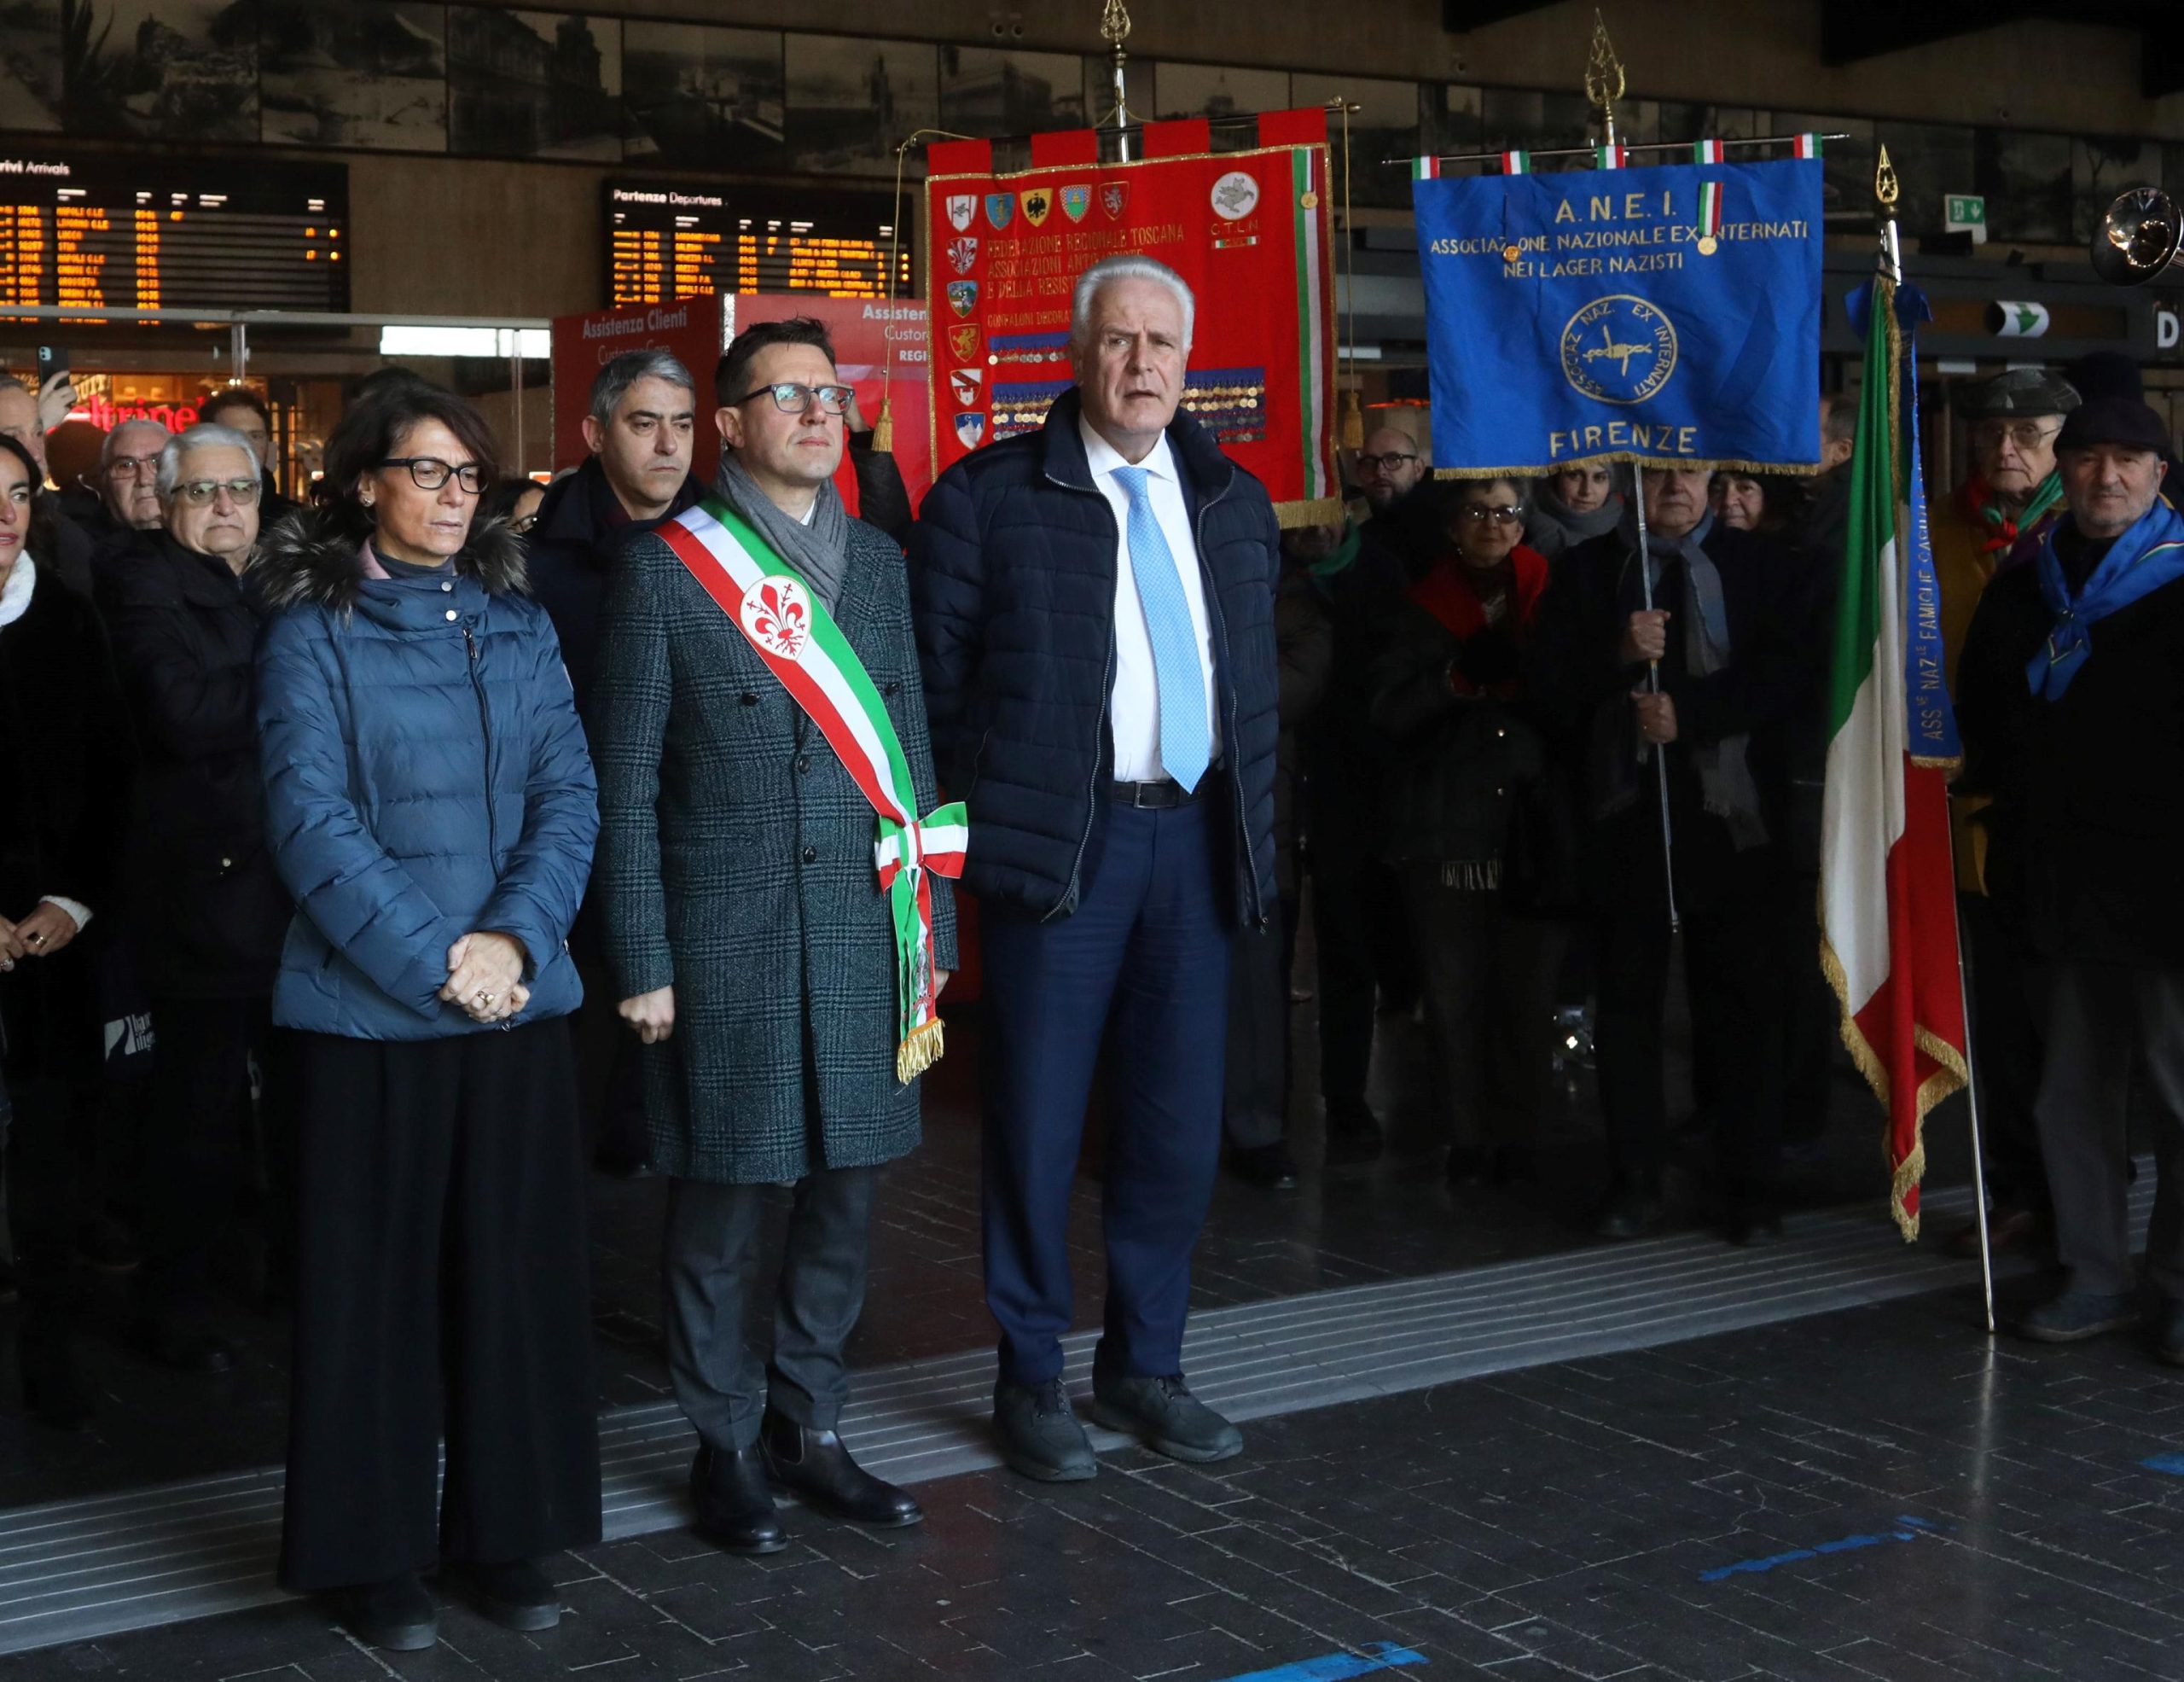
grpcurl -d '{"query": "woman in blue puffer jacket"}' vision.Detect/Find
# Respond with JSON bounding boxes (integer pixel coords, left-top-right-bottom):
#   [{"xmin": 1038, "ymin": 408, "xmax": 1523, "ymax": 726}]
[{"xmin": 254, "ymin": 382, "xmax": 600, "ymax": 1652}]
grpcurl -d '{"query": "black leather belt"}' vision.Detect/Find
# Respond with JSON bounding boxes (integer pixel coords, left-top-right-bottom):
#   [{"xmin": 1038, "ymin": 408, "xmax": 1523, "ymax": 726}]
[{"xmin": 1112, "ymin": 775, "xmax": 1210, "ymax": 809}]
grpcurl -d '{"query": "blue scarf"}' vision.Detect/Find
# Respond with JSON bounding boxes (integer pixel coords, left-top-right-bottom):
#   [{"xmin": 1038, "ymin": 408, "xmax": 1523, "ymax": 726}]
[{"xmin": 2027, "ymin": 499, "xmax": 2184, "ymax": 700}]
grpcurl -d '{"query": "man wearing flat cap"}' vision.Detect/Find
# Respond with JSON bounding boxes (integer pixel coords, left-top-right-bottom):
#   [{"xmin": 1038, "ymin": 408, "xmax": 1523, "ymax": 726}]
[
  {"xmin": 1955, "ymin": 395, "xmax": 2184, "ymax": 1361},
  {"xmin": 1931, "ymin": 365, "xmax": 2080, "ymax": 1264}
]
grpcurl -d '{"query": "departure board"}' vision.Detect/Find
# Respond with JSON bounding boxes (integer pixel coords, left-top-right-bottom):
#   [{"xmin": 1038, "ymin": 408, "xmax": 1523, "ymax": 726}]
[
  {"xmin": 606, "ymin": 181, "xmax": 912, "ymax": 306},
  {"xmin": 0, "ymin": 154, "xmax": 348, "ymax": 314}
]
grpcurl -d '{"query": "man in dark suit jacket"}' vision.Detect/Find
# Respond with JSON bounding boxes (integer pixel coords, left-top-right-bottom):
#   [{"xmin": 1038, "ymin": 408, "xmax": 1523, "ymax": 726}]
[
  {"xmin": 591, "ymin": 317, "xmax": 954, "ymax": 1557},
  {"xmin": 913, "ymin": 254, "xmax": 1281, "ymax": 1482}
]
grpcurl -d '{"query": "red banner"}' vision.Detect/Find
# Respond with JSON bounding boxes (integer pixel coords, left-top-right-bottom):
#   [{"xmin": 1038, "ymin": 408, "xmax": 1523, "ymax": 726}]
[{"xmin": 926, "ymin": 121, "xmax": 1339, "ymax": 521}]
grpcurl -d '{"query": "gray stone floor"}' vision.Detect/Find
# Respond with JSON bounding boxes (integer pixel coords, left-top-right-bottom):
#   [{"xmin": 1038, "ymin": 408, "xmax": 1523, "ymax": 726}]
[{"xmin": 10, "ymin": 1283, "xmax": 2182, "ymax": 1681}]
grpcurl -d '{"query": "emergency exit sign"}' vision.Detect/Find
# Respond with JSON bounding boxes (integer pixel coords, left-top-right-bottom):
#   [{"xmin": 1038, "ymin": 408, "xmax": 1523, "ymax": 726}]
[{"xmin": 1945, "ymin": 194, "xmax": 1988, "ymax": 243}]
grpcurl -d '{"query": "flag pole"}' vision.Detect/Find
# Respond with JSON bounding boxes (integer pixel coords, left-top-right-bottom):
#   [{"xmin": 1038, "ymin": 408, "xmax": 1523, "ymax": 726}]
[
  {"xmin": 1583, "ymin": 13, "xmax": 1679, "ymax": 931},
  {"xmin": 1876, "ymin": 144, "xmax": 1996, "ymax": 1332}
]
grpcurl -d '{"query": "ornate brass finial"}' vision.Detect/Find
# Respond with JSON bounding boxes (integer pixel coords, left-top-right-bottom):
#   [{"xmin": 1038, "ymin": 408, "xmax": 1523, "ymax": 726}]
[
  {"xmin": 1875, "ymin": 144, "xmax": 1899, "ymax": 211},
  {"xmin": 1101, "ymin": 0, "xmax": 1131, "ymax": 47},
  {"xmin": 1583, "ymin": 10, "xmax": 1624, "ymax": 139}
]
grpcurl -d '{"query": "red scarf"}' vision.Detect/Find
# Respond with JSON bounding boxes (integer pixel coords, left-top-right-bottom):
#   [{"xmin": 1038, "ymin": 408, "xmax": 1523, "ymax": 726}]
[{"xmin": 1408, "ymin": 544, "xmax": 1550, "ymax": 696}]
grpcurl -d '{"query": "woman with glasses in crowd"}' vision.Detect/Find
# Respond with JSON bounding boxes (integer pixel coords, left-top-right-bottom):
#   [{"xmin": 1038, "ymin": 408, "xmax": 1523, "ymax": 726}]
[
  {"xmin": 0, "ymin": 435, "xmax": 133, "ymax": 1429},
  {"xmin": 255, "ymin": 383, "xmax": 601, "ymax": 1651},
  {"xmin": 1371, "ymin": 478, "xmax": 1562, "ymax": 1188},
  {"xmin": 98, "ymin": 424, "xmax": 294, "ymax": 1375}
]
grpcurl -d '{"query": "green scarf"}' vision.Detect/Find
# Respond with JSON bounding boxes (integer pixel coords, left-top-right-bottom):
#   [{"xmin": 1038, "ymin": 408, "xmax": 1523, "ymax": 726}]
[
  {"xmin": 1970, "ymin": 471, "xmax": 2063, "ymax": 557},
  {"xmin": 1307, "ymin": 521, "xmax": 1362, "ymax": 585}
]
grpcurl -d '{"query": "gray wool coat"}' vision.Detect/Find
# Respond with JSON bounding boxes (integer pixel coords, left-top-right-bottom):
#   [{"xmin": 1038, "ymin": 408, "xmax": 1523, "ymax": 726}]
[{"xmin": 589, "ymin": 513, "xmax": 957, "ymax": 1184}]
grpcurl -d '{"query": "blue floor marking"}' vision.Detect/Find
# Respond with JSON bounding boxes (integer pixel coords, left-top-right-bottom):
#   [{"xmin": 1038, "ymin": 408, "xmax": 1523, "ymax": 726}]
[
  {"xmin": 1700, "ymin": 1517, "xmax": 1937, "ymax": 1583},
  {"xmin": 1214, "ymin": 1644, "xmax": 1428, "ymax": 1682},
  {"xmin": 2143, "ymin": 1452, "xmax": 2184, "ymax": 1477}
]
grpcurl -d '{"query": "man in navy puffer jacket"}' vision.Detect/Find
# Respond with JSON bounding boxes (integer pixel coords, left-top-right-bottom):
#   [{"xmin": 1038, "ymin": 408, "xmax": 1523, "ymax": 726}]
[{"xmin": 911, "ymin": 254, "xmax": 1279, "ymax": 1481}]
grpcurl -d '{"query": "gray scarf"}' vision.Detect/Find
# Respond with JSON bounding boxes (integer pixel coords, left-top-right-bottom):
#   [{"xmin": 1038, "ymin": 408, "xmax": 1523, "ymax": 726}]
[
  {"xmin": 1589, "ymin": 510, "xmax": 1769, "ymax": 852},
  {"xmin": 1526, "ymin": 486, "xmax": 1625, "ymax": 559},
  {"xmin": 714, "ymin": 451, "xmax": 852, "ymax": 614}
]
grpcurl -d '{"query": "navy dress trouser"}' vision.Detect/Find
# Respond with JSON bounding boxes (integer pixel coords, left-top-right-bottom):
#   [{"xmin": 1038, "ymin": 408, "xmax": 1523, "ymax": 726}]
[{"xmin": 979, "ymin": 798, "xmax": 1232, "ymax": 1388}]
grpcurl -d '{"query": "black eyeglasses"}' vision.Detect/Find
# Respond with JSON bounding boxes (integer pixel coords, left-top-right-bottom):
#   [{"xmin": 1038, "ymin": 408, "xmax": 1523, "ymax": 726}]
[
  {"xmin": 380, "ymin": 457, "xmax": 487, "ymax": 493},
  {"xmin": 1461, "ymin": 504, "xmax": 1525, "ymax": 525},
  {"xmin": 174, "ymin": 478, "xmax": 260, "ymax": 507},
  {"xmin": 727, "ymin": 382, "xmax": 855, "ymax": 416},
  {"xmin": 1356, "ymin": 451, "xmax": 1418, "ymax": 473}
]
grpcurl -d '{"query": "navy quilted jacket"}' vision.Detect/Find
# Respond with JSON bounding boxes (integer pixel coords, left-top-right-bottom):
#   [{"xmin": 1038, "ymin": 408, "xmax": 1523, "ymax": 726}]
[
  {"xmin": 910, "ymin": 389, "xmax": 1281, "ymax": 926},
  {"xmin": 253, "ymin": 515, "xmax": 598, "ymax": 1041}
]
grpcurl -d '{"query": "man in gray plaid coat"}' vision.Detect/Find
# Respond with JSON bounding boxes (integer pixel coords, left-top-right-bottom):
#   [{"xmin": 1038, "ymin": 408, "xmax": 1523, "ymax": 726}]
[{"xmin": 590, "ymin": 318, "xmax": 957, "ymax": 1556}]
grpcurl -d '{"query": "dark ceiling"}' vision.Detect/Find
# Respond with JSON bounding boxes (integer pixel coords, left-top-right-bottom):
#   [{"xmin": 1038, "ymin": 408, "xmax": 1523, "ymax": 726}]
[{"xmin": 1441, "ymin": 2, "xmax": 2184, "ymax": 99}]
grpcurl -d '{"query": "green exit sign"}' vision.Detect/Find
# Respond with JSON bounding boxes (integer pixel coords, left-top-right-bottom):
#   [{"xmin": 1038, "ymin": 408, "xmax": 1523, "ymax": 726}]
[{"xmin": 1946, "ymin": 194, "xmax": 1988, "ymax": 242}]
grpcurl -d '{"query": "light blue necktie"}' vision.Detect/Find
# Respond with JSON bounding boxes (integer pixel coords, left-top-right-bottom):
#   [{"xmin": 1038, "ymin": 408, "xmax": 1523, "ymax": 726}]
[{"xmin": 1112, "ymin": 464, "xmax": 1210, "ymax": 793}]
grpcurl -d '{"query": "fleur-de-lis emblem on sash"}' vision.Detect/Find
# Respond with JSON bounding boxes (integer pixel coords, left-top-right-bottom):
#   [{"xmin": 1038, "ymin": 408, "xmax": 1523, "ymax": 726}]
[{"xmin": 740, "ymin": 576, "xmax": 810, "ymax": 661}]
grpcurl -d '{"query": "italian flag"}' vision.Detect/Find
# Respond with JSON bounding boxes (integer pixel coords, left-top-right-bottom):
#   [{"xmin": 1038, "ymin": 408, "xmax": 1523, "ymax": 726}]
[
  {"xmin": 1693, "ymin": 137, "xmax": 1725, "ymax": 165},
  {"xmin": 1594, "ymin": 142, "xmax": 1627, "ymax": 169},
  {"xmin": 1795, "ymin": 132, "xmax": 1824, "ymax": 160},
  {"xmin": 1697, "ymin": 179, "xmax": 1723, "ymax": 239},
  {"xmin": 1413, "ymin": 154, "xmax": 1443, "ymax": 181},
  {"xmin": 1500, "ymin": 149, "xmax": 1530, "ymax": 175},
  {"xmin": 1819, "ymin": 276, "xmax": 1969, "ymax": 1240}
]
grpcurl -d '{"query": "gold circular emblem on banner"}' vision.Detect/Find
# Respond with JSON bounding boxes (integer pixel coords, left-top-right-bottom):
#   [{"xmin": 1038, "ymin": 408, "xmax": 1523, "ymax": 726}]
[
  {"xmin": 1502, "ymin": 244, "xmax": 1521, "ymax": 263},
  {"xmin": 1299, "ymin": 190, "xmax": 1319, "ymax": 209},
  {"xmin": 1697, "ymin": 235, "xmax": 1719, "ymax": 256}
]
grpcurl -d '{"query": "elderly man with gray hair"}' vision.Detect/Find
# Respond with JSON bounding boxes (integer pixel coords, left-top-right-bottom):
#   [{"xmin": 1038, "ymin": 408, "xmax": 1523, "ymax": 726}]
[
  {"xmin": 912, "ymin": 253, "xmax": 1281, "ymax": 1482},
  {"xmin": 96, "ymin": 422, "xmax": 291, "ymax": 1374}
]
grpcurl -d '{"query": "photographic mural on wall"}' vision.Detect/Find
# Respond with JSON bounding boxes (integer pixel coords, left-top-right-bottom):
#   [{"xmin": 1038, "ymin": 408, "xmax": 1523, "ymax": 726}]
[
  {"xmin": 783, "ymin": 33, "xmax": 938, "ymax": 178},
  {"xmin": 261, "ymin": 0, "xmax": 448, "ymax": 152},
  {"xmin": 0, "ymin": 2, "xmax": 2163, "ymax": 248},
  {"xmin": 449, "ymin": 9, "xmax": 620, "ymax": 160},
  {"xmin": 623, "ymin": 20, "xmax": 783, "ymax": 171},
  {"xmin": 0, "ymin": 0, "xmax": 64, "ymax": 130},
  {"xmin": 52, "ymin": 0, "xmax": 253, "ymax": 138}
]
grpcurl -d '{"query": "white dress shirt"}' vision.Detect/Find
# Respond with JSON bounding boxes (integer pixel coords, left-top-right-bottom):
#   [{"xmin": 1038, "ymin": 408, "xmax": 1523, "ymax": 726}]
[{"xmin": 1079, "ymin": 416, "xmax": 1220, "ymax": 783}]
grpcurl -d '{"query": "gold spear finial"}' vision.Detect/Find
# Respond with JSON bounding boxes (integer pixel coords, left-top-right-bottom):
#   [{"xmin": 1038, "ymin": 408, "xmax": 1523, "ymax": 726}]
[
  {"xmin": 1875, "ymin": 144, "xmax": 1899, "ymax": 211},
  {"xmin": 1583, "ymin": 10, "xmax": 1625, "ymax": 142},
  {"xmin": 1101, "ymin": 0, "xmax": 1131, "ymax": 47}
]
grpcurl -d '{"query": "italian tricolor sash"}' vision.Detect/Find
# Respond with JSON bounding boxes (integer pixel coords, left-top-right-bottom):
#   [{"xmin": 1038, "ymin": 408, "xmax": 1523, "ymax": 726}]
[{"xmin": 658, "ymin": 500, "xmax": 967, "ymax": 1084}]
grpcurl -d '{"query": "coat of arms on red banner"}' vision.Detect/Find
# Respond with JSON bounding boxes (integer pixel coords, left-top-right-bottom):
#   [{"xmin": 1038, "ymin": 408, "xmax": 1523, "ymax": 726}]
[
  {"xmin": 949, "ymin": 367, "xmax": 984, "ymax": 407},
  {"xmin": 946, "ymin": 236, "xmax": 979, "ymax": 275},
  {"xmin": 1020, "ymin": 188, "xmax": 1052, "ymax": 227},
  {"xmin": 946, "ymin": 195, "xmax": 975, "ymax": 231},
  {"xmin": 740, "ymin": 576, "xmax": 810, "ymax": 662},
  {"xmin": 1061, "ymin": 186, "xmax": 1090, "ymax": 222},
  {"xmin": 1101, "ymin": 181, "xmax": 1129, "ymax": 219},
  {"xmin": 948, "ymin": 323, "xmax": 981, "ymax": 362}
]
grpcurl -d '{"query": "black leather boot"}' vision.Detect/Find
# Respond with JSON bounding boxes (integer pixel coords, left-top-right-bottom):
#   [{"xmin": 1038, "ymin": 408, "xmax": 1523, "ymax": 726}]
[
  {"xmin": 761, "ymin": 1408, "xmax": 923, "ymax": 1528},
  {"xmin": 690, "ymin": 1444, "xmax": 787, "ymax": 1554}
]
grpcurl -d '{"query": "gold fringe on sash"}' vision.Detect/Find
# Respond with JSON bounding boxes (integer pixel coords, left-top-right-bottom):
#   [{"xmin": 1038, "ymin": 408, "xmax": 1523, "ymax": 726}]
[{"xmin": 897, "ymin": 1016, "xmax": 946, "ymax": 1085}]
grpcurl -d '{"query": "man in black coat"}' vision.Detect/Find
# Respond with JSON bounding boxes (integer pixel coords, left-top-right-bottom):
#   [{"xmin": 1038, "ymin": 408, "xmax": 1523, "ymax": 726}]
[
  {"xmin": 98, "ymin": 422, "xmax": 292, "ymax": 1373},
  {"xmin": 913, "ymin": 254, "xmax": 1280, "ymax": 1482},
  {"xmin": 1956, "ymin": 397, "xmax": 2184, "ymax": 1359},
  {"xmin": 1530, "ymin": 467, "xmax": 1826, "ymax": 1243}
]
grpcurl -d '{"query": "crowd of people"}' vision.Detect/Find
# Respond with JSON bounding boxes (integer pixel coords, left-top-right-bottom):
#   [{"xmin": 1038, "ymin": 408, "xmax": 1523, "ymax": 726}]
[{"xmin": 0, "ymin": 250, "xmax": 2179, "ymax": 1652}]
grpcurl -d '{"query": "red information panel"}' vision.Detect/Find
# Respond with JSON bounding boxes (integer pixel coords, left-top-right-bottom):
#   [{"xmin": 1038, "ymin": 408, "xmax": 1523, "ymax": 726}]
[
  {"xmin": 925, "ymin": 122, "xmax": 1338, "ymax": 520},
  {"xmin": 551, "ymin": 295, "xmax": 724, "ymax": 474}
]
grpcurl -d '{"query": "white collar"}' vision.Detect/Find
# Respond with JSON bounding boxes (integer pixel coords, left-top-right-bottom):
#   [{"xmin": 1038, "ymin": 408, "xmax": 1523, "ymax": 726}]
[
  {"xmin": 0, "ymin": 555, "xmax": 35, "ymax": 630},
  {"xmin": 1079, "ymin": 415, "xmax": 1176, "ymax": 486}
]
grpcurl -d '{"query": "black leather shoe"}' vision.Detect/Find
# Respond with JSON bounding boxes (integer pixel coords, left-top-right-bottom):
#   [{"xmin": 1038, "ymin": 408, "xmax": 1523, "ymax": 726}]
[
  {"xmin": 131, "ymin": 1316, "xmax": 238, "ymax": 1375},
  {"xmin": 691, "ymin": 1444, "xmax": 787, "ymax": 1554},
  {"xmin": 450, "ymin": 1558, "xmax": 561, "ymax": 1632},
  {"xmin": 2018, "ymin": 1289, "xmax": 2139, "ymax": 1344},
  {"xmin": 993, "ymin": 1378, "xmax": 1096, "ymax": 1481},
  {"xmin": 761, "ymin": 1409, "xmax": 922, "ymax": 1528},
  {"xmin": 19, "ymin": 1334, "xmax": 91, "ymax": 1431},
  {"xmin": 1229, "ymin": 1143, "xmax": 1299, "ymax": 1190},
  {"xmin": 1090, "ymin": 1370, "xmax": 1243, "ymax": 1464},
  {"xmin": 337, "ymin": 1572, "xmax": 437, "ymax": 1651}
]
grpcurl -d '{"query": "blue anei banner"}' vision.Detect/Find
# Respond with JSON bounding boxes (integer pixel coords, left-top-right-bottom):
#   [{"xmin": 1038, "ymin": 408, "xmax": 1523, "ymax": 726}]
[{"xmin": 1414, "ymin": 158, "xmax": 1824, "ymax": 474}]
